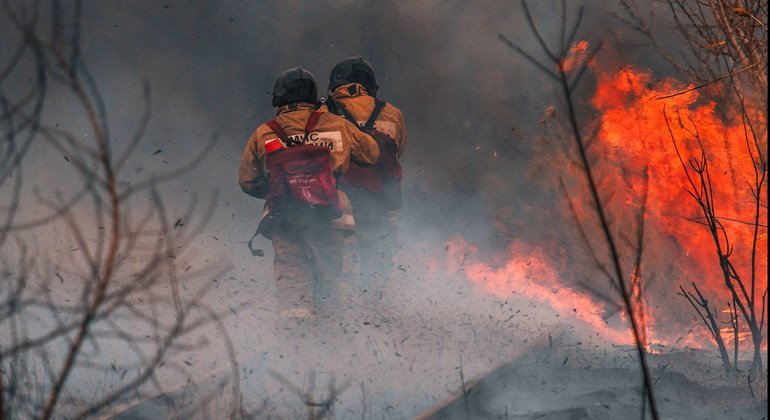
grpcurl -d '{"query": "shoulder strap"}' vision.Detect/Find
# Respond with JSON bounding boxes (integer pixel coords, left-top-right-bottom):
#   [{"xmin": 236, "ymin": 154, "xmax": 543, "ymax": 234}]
[
  {"xmin": 304, "ymin": 111, "xmax": 322, "ymax": 137},
  {"xmin": 265, "ymin": 120, "xmax": 290, "ymax": 144},
  {"xmin": 326, "ymin": 98, "xmax": 359, "ymax": 127},
  {"xmin": 363, "ymin": 100, "xmax": 386, "ymax": 131},
  {"xmin": 325, "ymin": 97, "xmax": 339, "ymax": 115},
  {"xmin": 266, "ymin": 111, "xmax": 322, "ymax": 146}
]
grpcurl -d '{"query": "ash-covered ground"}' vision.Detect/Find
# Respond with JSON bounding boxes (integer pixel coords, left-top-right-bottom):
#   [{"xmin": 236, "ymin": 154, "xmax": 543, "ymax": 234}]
[
  {"xmin": 109, "ymin": 241, "xmax": 768, "ymax": 418},
  {"xmin": 96, "ymin": 213, "xmax": 766, "ymax": 418}
]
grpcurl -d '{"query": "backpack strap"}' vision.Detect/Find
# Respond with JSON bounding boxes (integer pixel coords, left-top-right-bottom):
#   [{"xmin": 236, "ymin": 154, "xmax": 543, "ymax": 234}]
[
  {"xmin": 265, "ymin": 120, "xmax": 290, "ymax": 144},
  {"xmin": 326, "ymin": 98, "xmax": 359, "ymax": 127},
  {"xmin": 363, "ymin": 100, "xmax": 386, "ymax": 131},
  {"xmin": 327, "ymin": 98, "xmax": 386, "ymax": 132},
  {"xmin": 265, "ymin": 111, "xmax": 322, "ymax": 147},
  {"xmin": 304, "ymin": 110, "xmax": 322, "ymax": 137},
  {"xmin": 325, "ymin": 97, "xmax": 340, "ymax": 115}
]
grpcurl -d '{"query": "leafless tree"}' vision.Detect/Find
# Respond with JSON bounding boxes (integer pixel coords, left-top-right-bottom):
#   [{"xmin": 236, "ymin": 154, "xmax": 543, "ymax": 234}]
[
  {"xmin": 499, "ymin": 1, "xmax": 659, "ymax": 418},
  {"xmin": 1, "ymin": 1, "xmax": 241, "ymax": 418},
  {"xmin": 607, "ymin": 0, "xmax": 767, "ymax": 94},
  {"xmin": 610, "ymin": 0, "xmax": 767, "ymax": 389},
  {"xmin": 665, "ymin": 97, "xmax": 767, "ymax": 384},
  {"xmin": 677, "ymin": 283, "xmax": 738, "ymax": 381}
]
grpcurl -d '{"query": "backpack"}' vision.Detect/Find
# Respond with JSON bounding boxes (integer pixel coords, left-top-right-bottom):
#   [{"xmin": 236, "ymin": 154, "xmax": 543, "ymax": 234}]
[
  {"xmin": 327, "ymin": 99, "xmax": 403, "ymax": 211},
  {"xmin": 263, "ymin": 111, "xmax": 342, "ymax": 221}
]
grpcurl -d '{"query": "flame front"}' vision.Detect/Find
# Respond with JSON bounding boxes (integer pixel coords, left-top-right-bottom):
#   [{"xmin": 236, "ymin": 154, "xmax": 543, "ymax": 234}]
[
  {"xmin": 590, "ymin": 61, "xmax": 767, "ymax": 307},
  {"xmin": 446, "ymin": 235, "xmax": 635, "ymax": 344},
  {"xmin": 445, "ymin": 42, "xmax": 766, "ymax": 350}
]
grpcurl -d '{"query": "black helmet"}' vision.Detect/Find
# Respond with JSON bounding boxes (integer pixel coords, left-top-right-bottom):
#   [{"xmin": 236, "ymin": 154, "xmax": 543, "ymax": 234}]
[
  {"xmin": 272, "ymin": 67, "xmax": 318, "ymax": 107},
  {"xmin": 328, "ymin": 56, "xmax": 379, "ymax": 96}
]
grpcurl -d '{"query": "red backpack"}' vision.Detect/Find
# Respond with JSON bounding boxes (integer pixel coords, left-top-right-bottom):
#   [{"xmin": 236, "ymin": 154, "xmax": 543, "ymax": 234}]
[
  {"xmin": 329, "ymin": 99, "xmax": 403, "ymax": 210},
  {"xmin": 263, "ymin": 111, "xmax": 342, "ymax": 220}
]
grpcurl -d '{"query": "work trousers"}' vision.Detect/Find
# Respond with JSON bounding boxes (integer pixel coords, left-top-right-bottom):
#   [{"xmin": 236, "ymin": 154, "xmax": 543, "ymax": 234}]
[{"xmin": 271, "ymin": 219, "xmax": 346, "ymax": 317}]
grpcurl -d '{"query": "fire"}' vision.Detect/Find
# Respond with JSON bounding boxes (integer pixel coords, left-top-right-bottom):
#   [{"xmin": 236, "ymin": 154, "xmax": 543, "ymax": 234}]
[
  {"xmin": 719, "ymin": 329, "xmax": 753, "ymax": 344},
  {"xmin": 589, "ymin": 61, "xmax": 768, "ymax": 305},
  {"xmin": 445, "ymin": 42, "xmax": 766, "ymax": 350},
  {"xmin": 560, "ymin": 40, "xmax": 589, "ymax": 72},
  {"xmin": 446, "ymin": 235, "xmax": 635, "ymax": 344},
  {"xmin": 719, "ymin": 308, "xmax": 754, "ymax": 346},
  {"xmin": 630, "ymin": 269, "xmax": 650, "ymax": 351}
]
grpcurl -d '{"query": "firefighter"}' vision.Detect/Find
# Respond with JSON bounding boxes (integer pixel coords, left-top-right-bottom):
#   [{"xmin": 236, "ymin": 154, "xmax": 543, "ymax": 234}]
[
  {"xmin": 238, "ymin": 67, "xmax": 379, "ymax": 320},
  {"xmin": 322, "ymin": 56, "xmax": 407, "ymax": 302}
]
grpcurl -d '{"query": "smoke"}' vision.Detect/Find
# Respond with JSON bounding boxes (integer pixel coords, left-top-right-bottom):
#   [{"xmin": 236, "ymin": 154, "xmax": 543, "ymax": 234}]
[{"xmin": 4, "ymin": 0, "xmax": 760, "ymax": 416}]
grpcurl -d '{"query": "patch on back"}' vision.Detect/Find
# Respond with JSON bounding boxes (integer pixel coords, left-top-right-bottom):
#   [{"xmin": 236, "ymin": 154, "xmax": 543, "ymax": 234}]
[{"xmin": 286, "ymin": 131, "xmax": 343, "ymax": 151}]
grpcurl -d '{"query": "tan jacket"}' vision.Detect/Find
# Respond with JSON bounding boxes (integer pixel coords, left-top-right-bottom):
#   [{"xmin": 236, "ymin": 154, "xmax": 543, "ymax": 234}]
[
  {"xmin": 238, "ymin": 102, "xmax": 380, "ymax": 231},
  {"xmin": 323, "ymin": 83, "xmax": 407, "ymax": 157}
]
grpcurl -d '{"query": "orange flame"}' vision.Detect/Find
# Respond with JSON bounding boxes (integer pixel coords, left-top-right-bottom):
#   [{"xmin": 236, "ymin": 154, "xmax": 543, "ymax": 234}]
[
  {"xmin": 578, "ymin": 42, "xmax": 765, "ymax": 347},
  {"xmin": 590, "ymin": 61, "xmax": 768, "ymax": 302},
  {"xmin": 560, "ymin": 40, "xmax": 590, "ymax": 72},
  {"xmin": 630, "ymin": 269, "xmax": 650, "ymax": 351},
  {"xmin": 447, "ymin": 41, "xmax": 766, "ymax": 350},
  {"xmin": 446, "ymin": 235, "xmax": 635, "ymax": 344}
]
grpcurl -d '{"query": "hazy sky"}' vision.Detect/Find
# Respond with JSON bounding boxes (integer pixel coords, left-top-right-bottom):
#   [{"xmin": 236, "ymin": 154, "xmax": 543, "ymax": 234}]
[{"xmin": 63, "ymin": 0, "xmax": 626, "ymax": 245}]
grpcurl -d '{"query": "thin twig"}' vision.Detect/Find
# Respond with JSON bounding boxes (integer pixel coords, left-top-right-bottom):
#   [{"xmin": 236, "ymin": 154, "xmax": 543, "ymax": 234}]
[{"xmin": 655, "ymin": 58, "xmax": 768, "ymax": 99}]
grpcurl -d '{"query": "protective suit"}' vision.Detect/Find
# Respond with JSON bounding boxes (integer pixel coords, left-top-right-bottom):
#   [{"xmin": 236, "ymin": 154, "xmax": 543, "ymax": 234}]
[
  {"xmin": 239, "ymin": 67, "xmax": 379, "ymax": 319},
  {"xmin": 322, "ymin": 57, "xmax": 408, "ymax": 302}
]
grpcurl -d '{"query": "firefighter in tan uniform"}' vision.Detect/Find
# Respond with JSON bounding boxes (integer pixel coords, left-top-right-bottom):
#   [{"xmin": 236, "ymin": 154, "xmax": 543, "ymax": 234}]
[
  {"xmin": 322, "ymin": 57, "xmax": 407, "ymax": 302},
  {"xmin": 238, "ymin": 67, "xmax": 379, "ymax": 320}
]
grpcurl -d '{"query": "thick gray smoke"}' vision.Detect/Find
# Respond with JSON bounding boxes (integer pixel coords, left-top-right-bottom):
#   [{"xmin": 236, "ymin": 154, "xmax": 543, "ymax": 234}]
[
  {"xmin": 68, "ymin": 0, "xmax": 628, "ymax": 258},
  {"xmin": 2, "ymin": 0, "xmax": 729, "ymax": 417}
]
